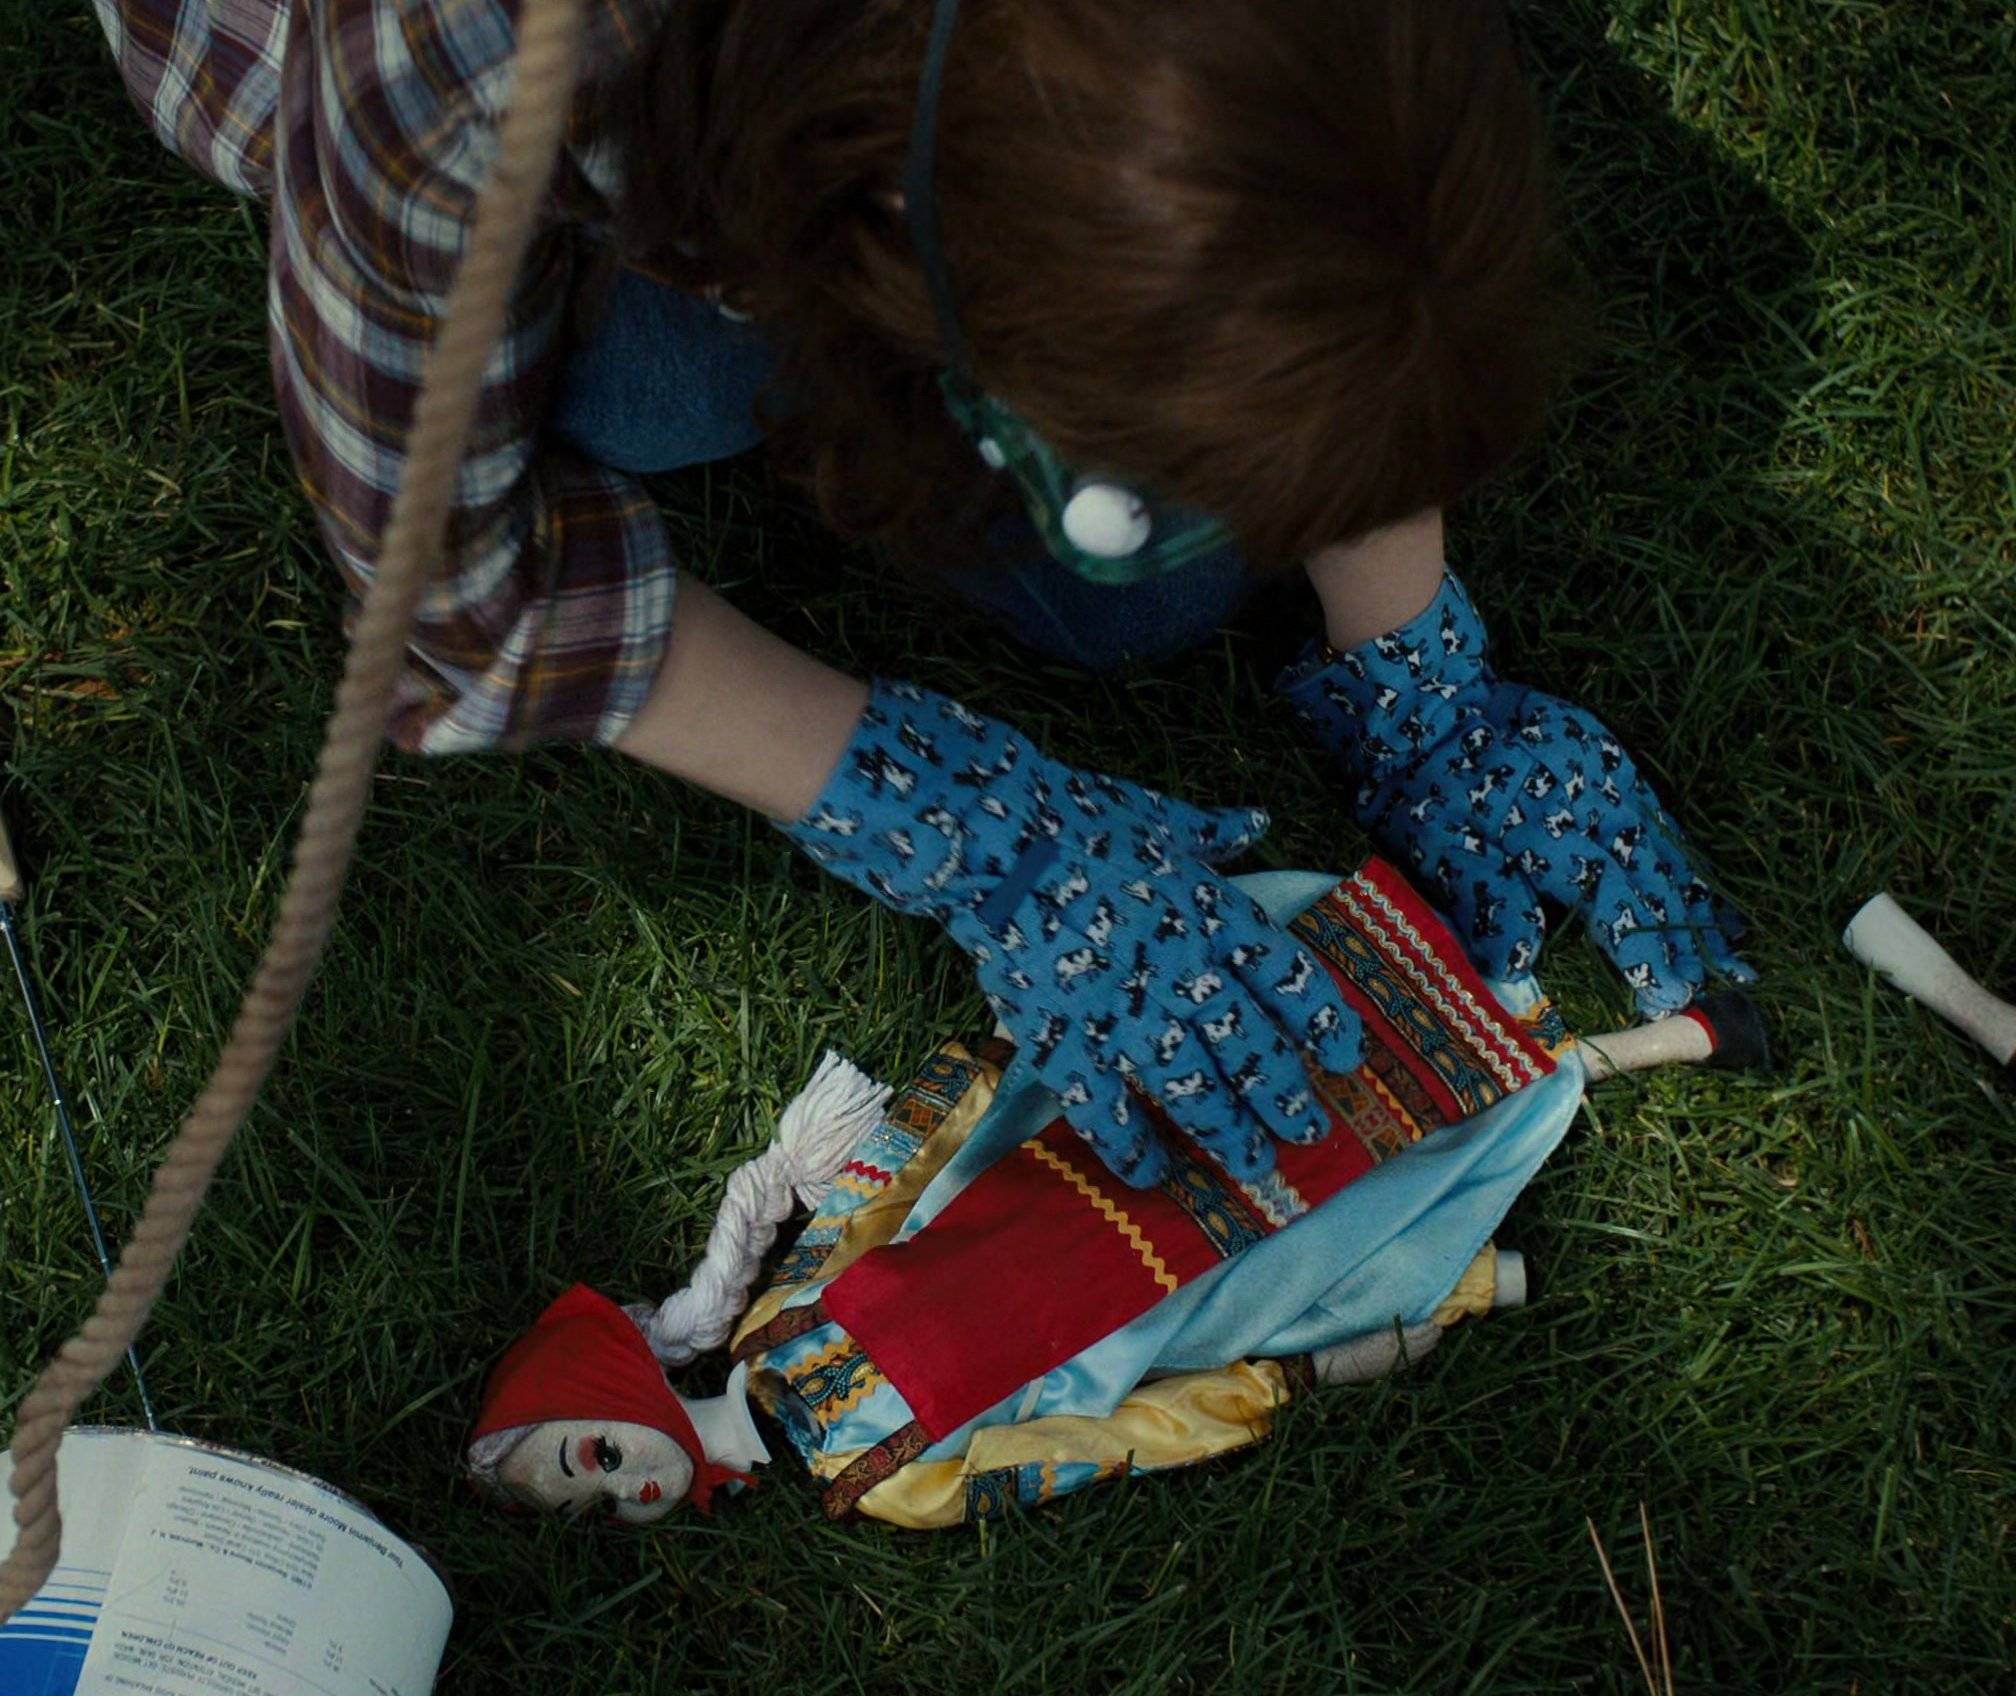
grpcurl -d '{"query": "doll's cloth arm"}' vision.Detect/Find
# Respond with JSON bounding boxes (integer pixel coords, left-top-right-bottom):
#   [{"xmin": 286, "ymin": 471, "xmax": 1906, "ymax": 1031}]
[{"xmin": 1279, "ymin": 567, "xmax": 1749, "ymax": 1013}]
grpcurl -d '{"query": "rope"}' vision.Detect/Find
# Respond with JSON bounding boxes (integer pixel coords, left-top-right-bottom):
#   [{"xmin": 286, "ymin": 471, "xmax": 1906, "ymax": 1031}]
[
  {"xmin": 632, "ymin": 1052, "xmax": 891, "ymax": 1366},
  {"xmin": 0, "ymin": 0, "xmax": 591, "ymax": 1618}
]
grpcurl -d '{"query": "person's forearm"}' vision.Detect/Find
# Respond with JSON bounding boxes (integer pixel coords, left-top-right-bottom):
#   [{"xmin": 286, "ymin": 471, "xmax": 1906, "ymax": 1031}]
[
  {"xmin": 613, "ymin": 578, "xmax": 870, "ymax": 821},
  {"xmin": 621, "ymin": 509, "xmax": 1449, "ymax": 821},
  {"xmin": 1304, "ymin": 508, "xmax": 1446, "ymax": 650}
]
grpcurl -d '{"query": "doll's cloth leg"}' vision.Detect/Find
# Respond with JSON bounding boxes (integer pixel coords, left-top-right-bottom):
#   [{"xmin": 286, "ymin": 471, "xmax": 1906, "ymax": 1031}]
[
  {"xmin": 1154, "ymin": 983, "xmax": 1576, "ymax": 1369},
  {"xmin": 1301, "ymin": 1241, "xmax": 1510, "ymax": 1385},
  {"xmin": 951, "ymin": 1013, "xmax": 1576, "ymax": 1390},
  {"xmin": 548, "ymin": 263, "xmax": 777, "ymax": 473},
  {"xmin": 940, "ymin": 529, "xmax": 1257, "ymax": 671}
]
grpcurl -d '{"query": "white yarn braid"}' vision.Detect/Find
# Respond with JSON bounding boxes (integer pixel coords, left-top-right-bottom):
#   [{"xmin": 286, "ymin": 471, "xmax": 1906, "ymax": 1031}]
[{"xmin": 631, "ymin": 1051, "xmax": 891, "ymax": 1366}]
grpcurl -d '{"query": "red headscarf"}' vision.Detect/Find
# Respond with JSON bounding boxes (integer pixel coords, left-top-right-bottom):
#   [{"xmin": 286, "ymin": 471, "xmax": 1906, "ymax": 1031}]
[{"xmin": 470, "ymin": 1284, "xmax": 746, "ymax": 1514}]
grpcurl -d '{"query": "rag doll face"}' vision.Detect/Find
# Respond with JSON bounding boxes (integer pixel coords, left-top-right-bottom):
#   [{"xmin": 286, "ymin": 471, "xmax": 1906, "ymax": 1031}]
[{"xmin": 495, "ymin": 1419, "xmax": 692, "ymax": 1524}]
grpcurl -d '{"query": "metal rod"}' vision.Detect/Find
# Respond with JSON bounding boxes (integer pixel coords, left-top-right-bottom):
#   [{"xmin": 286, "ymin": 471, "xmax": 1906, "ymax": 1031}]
[{"xmin": 1, "ymin": 899, "xmax": 160, "ymax": 1430}]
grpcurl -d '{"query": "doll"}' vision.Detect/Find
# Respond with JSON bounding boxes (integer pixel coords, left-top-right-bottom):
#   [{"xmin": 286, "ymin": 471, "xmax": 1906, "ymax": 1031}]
[{"xmin": 467, "ymin": 861, "xmax": 1762, "ymax": 1529}]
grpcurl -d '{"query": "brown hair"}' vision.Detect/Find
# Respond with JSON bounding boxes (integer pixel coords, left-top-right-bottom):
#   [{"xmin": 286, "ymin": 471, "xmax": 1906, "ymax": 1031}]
[{"xmin": 614, "ymin": 0, "xmax": 1572, "ymax": 570}]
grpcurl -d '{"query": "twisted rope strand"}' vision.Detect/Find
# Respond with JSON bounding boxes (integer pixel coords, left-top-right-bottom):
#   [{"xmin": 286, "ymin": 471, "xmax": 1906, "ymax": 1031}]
[
  {"xmin": 0, "ymin": 0, "xmax": 590, "ymax": 1619},
  {"xmin": 639, "ymin": 1053, "xmax": 892, "ymax": 1366}
]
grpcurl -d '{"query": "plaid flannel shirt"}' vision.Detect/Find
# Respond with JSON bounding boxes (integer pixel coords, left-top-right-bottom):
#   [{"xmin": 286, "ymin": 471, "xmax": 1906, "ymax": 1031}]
[{"xmin": 93, "ymin": 0, "xmax": 679, "ymax": 753}]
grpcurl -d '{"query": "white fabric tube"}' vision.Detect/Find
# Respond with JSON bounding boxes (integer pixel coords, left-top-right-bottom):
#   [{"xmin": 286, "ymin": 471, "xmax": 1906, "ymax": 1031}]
[
  {"xmin": 1843, "ymin": 893, "xmax": 2016, "ymax": 1066},
  {"xmin": 1579, "ymin": 1018, "xmax": 1714, "ymax": 1082},
  {"xmin": 1308, "ymin": 1322, "xmax": 1444, "ymax": 1387}
]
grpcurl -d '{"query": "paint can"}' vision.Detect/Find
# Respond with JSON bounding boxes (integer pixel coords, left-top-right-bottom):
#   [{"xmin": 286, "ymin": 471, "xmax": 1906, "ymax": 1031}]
[{"xmin": 0, "ymin": 1427, "xmax": 451, "ymax": 1696}]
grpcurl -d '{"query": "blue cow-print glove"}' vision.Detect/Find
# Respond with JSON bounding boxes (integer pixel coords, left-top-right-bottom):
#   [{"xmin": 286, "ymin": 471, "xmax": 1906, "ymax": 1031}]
[
  {"xmin": 778, "ymin": 680, "xmax": 1364, "ymax": 1185},
  {"xmin": 1277, "ymin": 569, "xmax": 1749, "ymax": 1013}
]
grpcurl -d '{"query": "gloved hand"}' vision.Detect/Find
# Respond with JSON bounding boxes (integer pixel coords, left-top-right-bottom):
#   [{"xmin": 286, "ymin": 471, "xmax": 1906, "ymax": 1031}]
[
  {"xmin": 778, "ymin": 680, "xmax": 1363, "ymax": 1185},
  {"xmin": 1277, "ymin": 569, "xmax": 1748, "ymax": 1012}
]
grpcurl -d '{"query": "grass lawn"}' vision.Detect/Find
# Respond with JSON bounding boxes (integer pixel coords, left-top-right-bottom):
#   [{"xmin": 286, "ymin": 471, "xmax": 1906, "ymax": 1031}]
[{"xmin": 4, "ymin": 1, "xmax": 2013, "ymax": 1690}]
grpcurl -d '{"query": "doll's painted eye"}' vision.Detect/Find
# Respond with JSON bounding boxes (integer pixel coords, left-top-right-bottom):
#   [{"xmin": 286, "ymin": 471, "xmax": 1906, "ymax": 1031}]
[{"xmin": 593, "ymin": 1437, "xmax": 623, "ymax": 1474}]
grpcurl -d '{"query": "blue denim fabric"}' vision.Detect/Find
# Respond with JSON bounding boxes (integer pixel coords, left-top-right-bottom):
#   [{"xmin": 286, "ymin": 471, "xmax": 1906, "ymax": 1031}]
[
  {"xmin": 550, "ymin": 266, "xmax": 1257, "ymax": 668},
  {"xmin": 942, "ymin": 527, "xmax": 1257, "ymax": 672},
  {"xmin": 548, "ymin": 265, "xmax": 776, "ymax": 473}
]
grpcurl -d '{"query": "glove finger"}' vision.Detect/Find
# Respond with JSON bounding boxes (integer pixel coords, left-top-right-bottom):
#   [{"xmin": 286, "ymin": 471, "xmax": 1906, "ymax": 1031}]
[
  {"xmin": 1182, "ymin": 988, "xmax": 1328, "ymax": 1148},
  {"xmin": 1151, "ymin": 1078, "xmax": 1278, "ymax": 1180},
  {"xmin": 1214, "ymin": 944, "xmax": 1363, "ymax": 1094},
  {"xmin": 1226, "ymin": 1027, "xmax": 1332, "ymax": 1148},
  {"xmin": 1113, "ymin": 989, "xmax": 1278, "ymax": 1179},
  {"xmin": 1579, "ymin": 850, "xmax": 1710, "ymax": 1016},
  {"xmin": 1262, "ymin": 944, "xmax": 1365, "ymax": 1074},
  {"xmin": 1045, "ymin": 1061, "xmax": 1170, "ymax": 1188},
  {"xmin": 1148, "ymin": 798, "xmax": 1271, "ymax": 866},
  {"xmin": 1670, "ymin": 869, "xmax": 1757, "ymax": 988},
  {"xmin": 1585, "ymin": 826, "xmax": 1755, "ymax": 1012},
  {"xmin": 1429, "ymin": 856, "xmax": 1537, "ymax": 981},
  {"xmin": 1206, "ymin": 892, "xmax": 1368, "ymax": 1073},
  {"xmin": 1700, "ymin": 931, "xmax": 1758, "ymax": 985},
  {"xmin": 1152, "ymin": 955, "xmax": 1323, "ymax": 1157}
]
